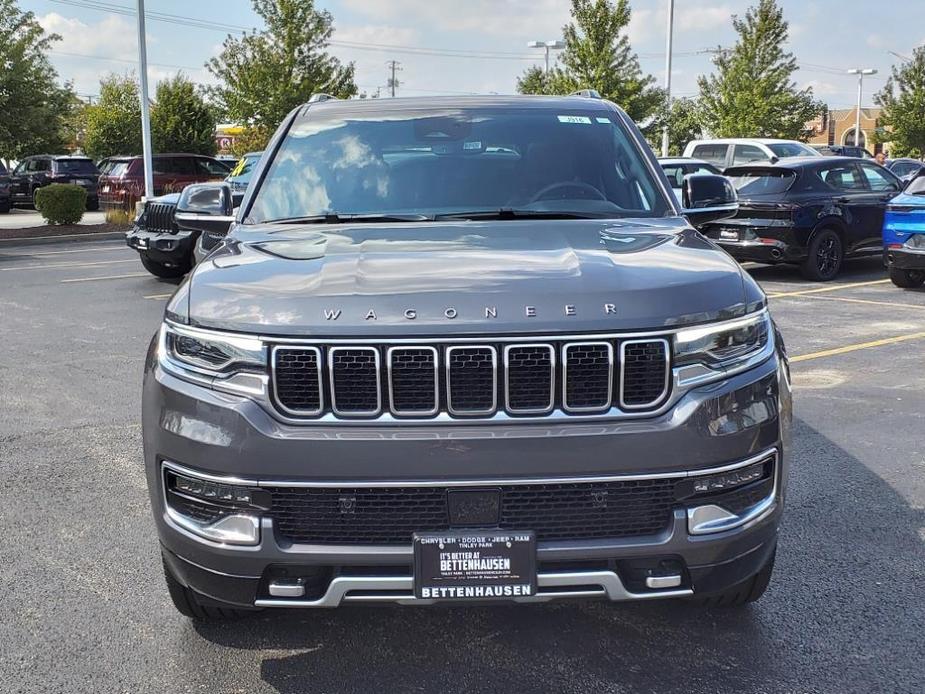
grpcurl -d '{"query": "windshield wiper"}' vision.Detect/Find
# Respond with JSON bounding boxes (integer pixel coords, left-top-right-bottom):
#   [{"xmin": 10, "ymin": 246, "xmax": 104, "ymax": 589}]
[
  {"xmin": 434, "ymin": 208, "xmax": 607, "ymax": 221},
  {"xmin": 271, "ymin": 212, "xmax": 433, "ymax": 224}
]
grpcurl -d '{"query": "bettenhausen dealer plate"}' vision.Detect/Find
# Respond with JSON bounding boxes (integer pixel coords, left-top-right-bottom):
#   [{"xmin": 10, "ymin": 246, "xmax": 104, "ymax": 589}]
[{"xmin": 413, "ymin": 531, "xmax": 537, "ymax": 601}]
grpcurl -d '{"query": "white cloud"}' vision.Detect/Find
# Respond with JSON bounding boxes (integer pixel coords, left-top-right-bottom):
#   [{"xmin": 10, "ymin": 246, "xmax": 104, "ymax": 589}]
[{"xmin": 39, "ymin": 12, "xmax": 138, "ymax": 61}]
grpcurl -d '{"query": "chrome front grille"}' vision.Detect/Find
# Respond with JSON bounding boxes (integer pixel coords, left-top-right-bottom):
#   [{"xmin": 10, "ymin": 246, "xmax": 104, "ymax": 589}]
[{"xmin": 271, "ymin": 336, "xmax": 671, "ymax": 421}]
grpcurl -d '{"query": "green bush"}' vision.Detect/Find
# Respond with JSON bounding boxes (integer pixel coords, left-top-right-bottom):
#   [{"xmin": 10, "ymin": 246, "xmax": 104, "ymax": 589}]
[{"xmin": 34, "ymin": 184, "xmax": 87, "ymax": 225}]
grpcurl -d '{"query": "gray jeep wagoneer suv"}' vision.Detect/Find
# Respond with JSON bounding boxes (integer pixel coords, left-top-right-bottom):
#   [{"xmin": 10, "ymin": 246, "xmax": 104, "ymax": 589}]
[{"xmin": 144, "ymin": 94, "xmax": 791, "ymax": 619}]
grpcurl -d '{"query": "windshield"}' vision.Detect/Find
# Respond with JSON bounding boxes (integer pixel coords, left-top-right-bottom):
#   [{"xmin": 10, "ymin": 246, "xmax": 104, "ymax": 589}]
[
  {"xmin": 905, "ymin": 175, "xmax": 925, "ymax": 196},
  {"xmin": 729, "ymin": 170, "xmax": 796, "ymax": 195},
  {"xmin": 767, "ymin": 142, "xmax": 818, "ymax": 158},
  {"xmin": 226, "ymin": 154, "xmax": 260, "ymax": 185},
  {"xmin": 246, "ymin": 108, "xmax": 671, "ymax": 223},
  {"xmin": 55, "ymin": 159, "xmax": 98, "ymax": 174}
]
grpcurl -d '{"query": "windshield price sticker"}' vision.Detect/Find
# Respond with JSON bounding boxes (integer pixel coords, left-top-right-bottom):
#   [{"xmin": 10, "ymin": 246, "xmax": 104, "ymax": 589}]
[
  {"xmin": 557, "ymin": 115, "xmax": 592, "ymax": 124},
  {"xmin": 413, "ymin": 532, "xmax": 537, "ymax": 601}
]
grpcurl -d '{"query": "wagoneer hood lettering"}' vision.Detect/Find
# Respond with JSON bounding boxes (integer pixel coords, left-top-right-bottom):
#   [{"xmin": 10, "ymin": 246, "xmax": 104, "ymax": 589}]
[{"xmin": 183, "ymin": 218, "xmax": 753, "ymax": 336}]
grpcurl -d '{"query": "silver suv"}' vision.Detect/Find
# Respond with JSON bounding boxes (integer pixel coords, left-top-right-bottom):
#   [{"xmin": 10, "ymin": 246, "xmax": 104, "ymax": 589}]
[{"xmin": 144, "ymin": 94, "xmax": 791, "ymax": 619}]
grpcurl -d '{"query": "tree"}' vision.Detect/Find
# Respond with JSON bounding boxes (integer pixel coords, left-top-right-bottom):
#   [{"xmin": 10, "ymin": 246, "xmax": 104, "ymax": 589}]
[
  {"xmin": 151, "ymin": 75, "xmax": 217, "ymax": 156},
  {"xmin": 698, "ymin": 0, "xmax": 822, "ymax": 139},
  {"xmin": 229, "ymin": 125, "xmax": 272, "ymax": 158},
  {"xmin": 648, "ymin": 98, "xmax": 705, "ymax": 156},
  {"xmin": 875, "ymin": 48, "xmax": 925, "ymax": 158},
  {"xmin": 82, "ymin": 74, "xmax": 142, "ymax": 160},
  {"xmin": 517, "ymin": 0, "xmax": 664, "ymax": 125},
  {"xmin": 206, "ymin": 0, "xmax": 357, "ymax": 130},
  {"xmin": 0, "ymin": 0, "xmax": 78, "ymax": 163}
]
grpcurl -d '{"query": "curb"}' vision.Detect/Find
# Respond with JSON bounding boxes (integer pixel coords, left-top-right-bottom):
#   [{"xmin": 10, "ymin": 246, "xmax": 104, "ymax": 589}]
[{"xmin": 0, "ymin": 231, "xmax": 126, "ymax": 248}]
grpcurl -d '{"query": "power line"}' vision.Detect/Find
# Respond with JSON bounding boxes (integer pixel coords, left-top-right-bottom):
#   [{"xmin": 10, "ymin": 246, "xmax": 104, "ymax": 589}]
[{"xmin": 49, "ymin": 48, "xmax": 202, "ymax": 72}]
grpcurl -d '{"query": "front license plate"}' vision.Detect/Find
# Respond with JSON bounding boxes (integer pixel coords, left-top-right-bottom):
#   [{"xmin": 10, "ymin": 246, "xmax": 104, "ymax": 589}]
[{"xmin": 413, "ymin": 531, "xmax": 536, "ymax": 601}]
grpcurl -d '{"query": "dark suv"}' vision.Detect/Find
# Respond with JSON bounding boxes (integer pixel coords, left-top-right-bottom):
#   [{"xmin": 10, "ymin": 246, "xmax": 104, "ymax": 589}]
[
  {"xmin": 145, "ymin": 95, "xmax": 790, "ymax": 619},
  {"xmin": 0, "ymin": 161, "xmax": 10, "ymax": 213},
  {"xmin": 9, "ymin": 155, "xmax": 100, "ymax": 210},
  {"xmin": 99, "ymin": 153, "xmax": 230, "ymax": 210}
]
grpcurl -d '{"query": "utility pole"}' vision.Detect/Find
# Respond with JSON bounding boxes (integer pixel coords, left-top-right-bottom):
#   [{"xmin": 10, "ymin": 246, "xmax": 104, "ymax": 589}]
[
  {"xmin": 136, "ymin": 0, "xmax": 154, "ymax": 199},
  {"xmin": 661, "ymin": 0, "xmax": 675, "ymax": 157},
  {"xmin": 527, "ymin": 40, "xmax": 565, "ymax": 75},
  {"xmin": 387, "ymin": 60, "xmax": 402, "ymax": 97},
  {"xmin": 847, "ymin": 68, "xmax": 878, "ymax": 148}
]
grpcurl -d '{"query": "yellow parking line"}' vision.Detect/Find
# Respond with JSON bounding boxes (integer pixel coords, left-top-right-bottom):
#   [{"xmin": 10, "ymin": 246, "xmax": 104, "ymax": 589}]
[
  {"xmin": 791, "ymin": 331, "xmax": 925, "ymax": 363},
  {"xmin": 790, "ymin": 295, "xmax": 925, "ymax": 311},
  {"xmin": 7, "ymin": 245, "xmax": 127, "ymax": 256},
  {"xmin": 766, "ymin": 278, "xmax": 891, "ymax": 298},
  {"xmin": 61, "ymin": 273, "xmax": 150, "ymax": 283},
  {"xmin": 1, "ymin": 258, "xmax": 136, "ymax": 272},
  {"xmin": 144, "ymin": 293, "xmax": 173, "ymax": 300}
]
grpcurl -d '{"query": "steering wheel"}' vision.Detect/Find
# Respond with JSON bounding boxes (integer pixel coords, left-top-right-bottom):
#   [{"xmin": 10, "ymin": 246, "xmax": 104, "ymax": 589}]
[{"xmin": 530, "ymin": 181, "xmax": 606, "ymax": 203}]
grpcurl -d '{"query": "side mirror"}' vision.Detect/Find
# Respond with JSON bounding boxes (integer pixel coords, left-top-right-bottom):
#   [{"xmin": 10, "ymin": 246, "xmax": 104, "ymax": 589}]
[
  {"xmin": 682, "ymin": 173, "xmax": 738, "ymax": 227},
  {"xmin": 174, "ymin": 183, "xmax": 234, "ymax": 236}
]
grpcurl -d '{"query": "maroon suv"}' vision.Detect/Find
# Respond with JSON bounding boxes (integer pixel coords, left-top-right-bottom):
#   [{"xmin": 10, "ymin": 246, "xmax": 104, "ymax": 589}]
[{"xmin": 98, "ymin": 153, "xmax": 231, "ymax": 209}]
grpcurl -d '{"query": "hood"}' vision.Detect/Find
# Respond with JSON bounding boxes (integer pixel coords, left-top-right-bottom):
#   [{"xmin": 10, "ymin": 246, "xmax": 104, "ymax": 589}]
[{"xmin": 181, "ymin": 218, "xmax": 755, "ymax": 336}]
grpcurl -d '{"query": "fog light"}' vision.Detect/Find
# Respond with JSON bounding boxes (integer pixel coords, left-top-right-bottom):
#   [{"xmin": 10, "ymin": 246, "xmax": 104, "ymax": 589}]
[
  {"xmin": 691, "ymin": 462, "xmax": 765, "ymax": 494},
  {"xmin": 173, "ymin": 473, "xmax": 253, "ymax": 504}
]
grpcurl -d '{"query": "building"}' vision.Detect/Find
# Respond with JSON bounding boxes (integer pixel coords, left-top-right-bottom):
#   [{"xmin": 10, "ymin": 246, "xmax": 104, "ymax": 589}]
[{"xmin": 806, "ymin": 107, "xmax": 886, "ymax": 154}]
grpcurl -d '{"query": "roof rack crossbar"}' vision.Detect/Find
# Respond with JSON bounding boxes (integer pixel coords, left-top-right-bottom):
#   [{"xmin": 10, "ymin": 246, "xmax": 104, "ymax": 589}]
[
  {"xmin": 570, "ymin": 89, "xmax": 602, "ymax": 99},
  {"xmin": 308, "ymin": 93, "xmax": 339, "ymax": 103}
]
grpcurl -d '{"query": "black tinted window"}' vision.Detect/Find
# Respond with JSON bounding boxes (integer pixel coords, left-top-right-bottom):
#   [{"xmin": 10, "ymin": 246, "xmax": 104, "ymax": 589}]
[
  {"xmin": 195, "ymin": 158, "xmax": 231, "ymax": 176},
  {"xmin": 728, "ymin": 170, "xmax": 796, "ymax": 195},
  {"xmin": 54, "ymin": 159, "xmax": 98, "ymax": 174},
  {"xmin": 818, "ymin": 164, "xmax": 866, "ymax": 191},
  {"xmin": 153, "ymin": 157, "xmax": 195, "ymax": 175},
  {"xmin": 248, "ymin": 108, "xmax": 671, "ymax": 222}
]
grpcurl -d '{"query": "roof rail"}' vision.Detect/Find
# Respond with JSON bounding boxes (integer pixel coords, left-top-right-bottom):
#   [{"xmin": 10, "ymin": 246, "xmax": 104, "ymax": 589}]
[
  {"xmin": 308, "ymin": 93, "xmax": 338, "ymax": 103},
  {"xmin": 570, "ymin": 89, "xmax": 602, "ymax": 99}
]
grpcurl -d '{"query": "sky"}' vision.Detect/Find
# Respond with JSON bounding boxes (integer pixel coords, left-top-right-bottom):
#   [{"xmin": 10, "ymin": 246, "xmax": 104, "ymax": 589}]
[{"xmin": 22, "ymin": 0, "xmax": 925, "ymax": 113}]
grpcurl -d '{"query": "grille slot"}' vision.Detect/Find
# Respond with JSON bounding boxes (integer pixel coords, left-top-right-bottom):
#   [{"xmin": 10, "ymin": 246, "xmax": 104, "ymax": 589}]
[
  {"xmin": 620, "ymin": 339, "xmax": 669, "ymax": 408},
  {"xmin": 388, "ymin": 347, "xmax": 438, "ymax": 416},
  {"xmin": 273, "ymin": 347, "xmax": 323, "ymax": 415},
  {"xmin": 562, "ymin": 342, "xmax": 613, "ymax": 412},
  {"xmin": 145, "ymin": 202, "xmax": 177, "ymax": 234},
  {"xmin": 505, "ymin": 344, "xmax": 555, "ymax": 413},
  {"xmin": 267, "ymin": 478, "xmax": 676, "ymax": 545},
  {"xmin": 446, "ymin": 346, "xmax": 497, "ymax": 415},
  {"xmin": 329, "ymin": 347, "xmax": 381, "ymax": 416}
]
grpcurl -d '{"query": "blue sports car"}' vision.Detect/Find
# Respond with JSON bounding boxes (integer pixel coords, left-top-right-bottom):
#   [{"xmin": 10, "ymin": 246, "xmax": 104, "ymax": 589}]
[{"xmin": 883, "ymin": 174, "xmax": 925, "ymax": 288}]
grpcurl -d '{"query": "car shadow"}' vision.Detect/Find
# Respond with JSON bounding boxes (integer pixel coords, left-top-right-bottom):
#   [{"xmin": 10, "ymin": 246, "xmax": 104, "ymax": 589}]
[{"xmin": 186, "ymin": 418, "xmax": 924, "ymax": 694}]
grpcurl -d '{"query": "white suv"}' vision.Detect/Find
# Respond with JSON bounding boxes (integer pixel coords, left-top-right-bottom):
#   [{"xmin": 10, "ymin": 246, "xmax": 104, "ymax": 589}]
[{"xmin": 683, "ymin": 138, "xmax": 820, "ymax": 170}]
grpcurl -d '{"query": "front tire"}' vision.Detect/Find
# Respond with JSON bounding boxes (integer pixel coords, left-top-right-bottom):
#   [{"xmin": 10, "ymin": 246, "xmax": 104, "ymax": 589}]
[
  {"xmin": 0, "ymin": 201, "xmax": 9, "ymax": 214},
  {"xmin": 139, "ymin": 253, "xmax": 190, "ymax": 279},
  {"xmin": 889, "ymin": 267, "xmax": 925, "ymax": 288},
  {"xmin": 800, "ymin": 229, "xmax": 843, "ymax": 281},
  {"xmin": 688, "ymin": 549, "xmax": 776, "ymax": 607},
  {"xmin": 163, "ymin": 558, "xmax": 255, "ymax": 621}
]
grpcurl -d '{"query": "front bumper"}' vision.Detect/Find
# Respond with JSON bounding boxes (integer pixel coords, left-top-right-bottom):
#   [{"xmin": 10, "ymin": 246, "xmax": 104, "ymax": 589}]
[
  {"xmin": 126, "ymin": 227, "xmax": 196, "ymax": 265},
  {"xmin": 145, "ymin": 345, "xmax": 791, "ymax": 608}
]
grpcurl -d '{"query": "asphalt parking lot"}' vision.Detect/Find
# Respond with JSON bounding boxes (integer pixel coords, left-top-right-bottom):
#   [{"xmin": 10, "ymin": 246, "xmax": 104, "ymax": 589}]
[{"xmin": 0, "ymin": 239, "xmax": 923, "ymax": 694}]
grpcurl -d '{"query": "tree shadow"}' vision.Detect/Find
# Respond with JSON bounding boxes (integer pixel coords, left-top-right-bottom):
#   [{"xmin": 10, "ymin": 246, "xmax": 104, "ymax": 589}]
[{"xmin": 187, "ymin": 418, "xmax": 924, "ymax": 694}]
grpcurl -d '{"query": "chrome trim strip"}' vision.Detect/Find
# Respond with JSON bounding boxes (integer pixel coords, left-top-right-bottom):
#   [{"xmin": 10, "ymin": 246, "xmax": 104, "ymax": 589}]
[
  {"xmin": 503, "ymin": 343, "xmax": 555, "ymax": 415},
  {"xmin": 271, "ymin": 345, "xmax": 323, "ymax": 417},
  {"xmin": 328, "ymin": 346, "xmax": 382, "ymax": 417},
  {"xmin": 561, "ymin": 341, "xmax": 614, "ymax": 413},
  {"xmin": 445, "ymin": 345, "xmax": 497, "ymax": 416},
  {"xmin": 687, "ymin": 450, "xmax": 779, "ymax": 535},
  {"xmin": 619, "ymin": 338, "xmax": 671, "ymax": 410},
  {"xmin": 386, "ymin": 346, "xmax": 439, "ymax": 417},
  {"xmin": 161, "ymin": 447, "xmax": 778, "ymax": 489},
  {"xmin": 253, "ymin": 570, "xmax": 692, "ymax": 607}
]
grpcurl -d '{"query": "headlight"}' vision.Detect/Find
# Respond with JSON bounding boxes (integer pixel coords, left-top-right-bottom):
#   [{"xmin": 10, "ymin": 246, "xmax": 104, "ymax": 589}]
[
  {"xmin": 674, "ymin": 311, "xmax": 773, "ymax": 385},
  {"xmin": 159, "ymin": 322, "xmax": 267, "ymax": 396}
]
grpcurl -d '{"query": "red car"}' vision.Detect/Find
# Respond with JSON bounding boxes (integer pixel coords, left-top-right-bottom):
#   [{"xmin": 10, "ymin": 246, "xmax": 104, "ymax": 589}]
[{"xmin": 98, "ymin": 153, "xmax": 231, "ymax": 209}]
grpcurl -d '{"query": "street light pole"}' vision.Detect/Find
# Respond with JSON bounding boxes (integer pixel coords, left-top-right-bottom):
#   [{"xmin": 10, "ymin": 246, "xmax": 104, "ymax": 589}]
[
  {"xmin": 527, "ymin": 40, "xmax": 565, "ymax": 75},
  {"xmin": 661, "ymin": 0, "xmax": 675, "ymax": 157},
  {"xmin": 136, "ymin": 0, "xmax": 154, "ymax": 199},
  {"xmin": 847, "ymin": 68, "xmax": 877, "ymax": 149}
]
